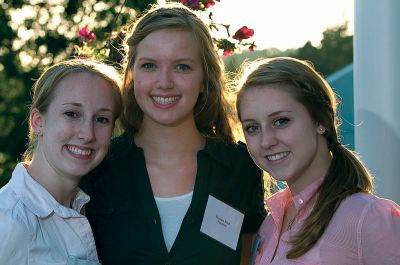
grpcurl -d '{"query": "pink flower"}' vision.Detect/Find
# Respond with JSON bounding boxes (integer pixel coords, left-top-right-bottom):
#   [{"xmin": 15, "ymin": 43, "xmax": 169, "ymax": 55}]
[
  {"xmin": 78, "ymin": 27, "xmax": 96, "ymax": 43},
  {"xmin": 204, "ymin": 0, "xmax": 217, "ymax": 8},
  {"xmin": 182, "ymin": 0, "xmax": 219, "ymax": 10},
  {"xmin": 233, "ymin": 26, "xmax": 254, "ymax": 41},
  {"xmin": 182, "ymin": 0, "xmax": 201, "ymax": 9},
  {"xmin": 223, "ymin": 49, "xmax": 234, "ymax": 56}
]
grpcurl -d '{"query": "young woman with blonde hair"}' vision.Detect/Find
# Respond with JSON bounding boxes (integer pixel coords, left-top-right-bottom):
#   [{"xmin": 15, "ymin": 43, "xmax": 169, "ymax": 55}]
[
  {"xmin": 0, "ymin": 59, "xmax": 122, "ymax": 264},
  {"xmin": 82, "ymin": 3, "xmax": 266, "ymax": 265}
]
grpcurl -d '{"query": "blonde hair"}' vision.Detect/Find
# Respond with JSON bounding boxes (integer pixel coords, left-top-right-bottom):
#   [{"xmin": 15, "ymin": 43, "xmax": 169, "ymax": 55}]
[
  {"xmin": 237, "ymin": 57, "xmax": 373, "ymax": 259},
  {"xmin": 121, "ymin": 2, "xmax": 234, "ymax": 143},
  {"xmin": 23, "ymin": 59, "xmax": 122, "ymax": 161}
]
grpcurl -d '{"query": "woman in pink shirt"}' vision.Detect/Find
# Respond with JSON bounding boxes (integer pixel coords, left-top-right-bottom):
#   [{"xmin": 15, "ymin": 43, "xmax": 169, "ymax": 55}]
[{"xmin": 236, "ymin": 57, "xmax": 400, "ymax": 265}]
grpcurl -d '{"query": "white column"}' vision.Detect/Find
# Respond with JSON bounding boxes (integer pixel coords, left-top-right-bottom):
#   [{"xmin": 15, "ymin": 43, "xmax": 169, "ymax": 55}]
[{"xmin": 354, "ymin": 0, "xmax": 400, "ymax": 203}]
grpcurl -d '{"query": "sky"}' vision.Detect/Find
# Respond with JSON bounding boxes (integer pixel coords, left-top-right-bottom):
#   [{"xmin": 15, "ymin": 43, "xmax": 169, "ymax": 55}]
[{"xmin": 209, "ymin": 0, "xmax": 354, "ymax": 50}]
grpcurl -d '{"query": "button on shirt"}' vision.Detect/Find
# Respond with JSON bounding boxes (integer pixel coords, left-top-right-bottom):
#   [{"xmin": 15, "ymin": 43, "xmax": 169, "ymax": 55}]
[
  {"xmin": 0, "ymin": 163, "xmax": 99, "ymax": 265},
  {"xmin": 254, "ymin": 178, "xmax": 400, "ymax": 265}
]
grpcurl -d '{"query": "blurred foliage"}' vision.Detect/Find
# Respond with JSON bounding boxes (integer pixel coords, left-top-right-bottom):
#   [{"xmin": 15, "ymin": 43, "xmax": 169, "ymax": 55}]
[
  {"xmin": 225, "ymin": 22, "xmax": 353, "ymax": 78},
  {"xmin": 0, "ymin": 0, "xmax": 156, "ymax": 186},
  {"xmin": 0, "ymin": 0, "xmax": 352, "ymax": 188}
]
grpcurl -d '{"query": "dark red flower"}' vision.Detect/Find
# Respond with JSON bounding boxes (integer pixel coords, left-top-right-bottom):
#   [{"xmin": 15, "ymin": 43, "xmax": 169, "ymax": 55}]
[
  {"xmin": 223, "ymin": 49, "xmax": 234, "ymax": 56},
  {"xmin": 217, "ymin": 39, "xmax": 235, "ymax": 56},
  {"xmin": 78, "ymin": 27, "xmax": 96, "ymax": 43},
  {"xmin": 204, "ymin": 0, "xmax": 216, "ymax": 8},
  {"xmin": 233, "ymin": 26, "xmax": 254, "ymax": 41},
  {"xmin": 182, "ymin": 0, "xmax": 201, "ymax": 10},
  {"xmin": 249, "ymin": 42, "xmax": 257, "ymax": 51}
]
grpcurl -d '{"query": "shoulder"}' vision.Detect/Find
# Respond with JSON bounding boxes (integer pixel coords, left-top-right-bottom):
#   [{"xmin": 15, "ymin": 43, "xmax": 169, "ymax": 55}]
[
  {"xmin": 204, "ymin": 139, "xmax": 256, "ymax": 167},
  {"xmin": 325, "ymin": 193, "xmax": 400, "ymax": 263},
  {"xmin": 342, "ymin": 194, "xmax": 400, "ymax": 264},
  {"xmin": 333, "ymin": 193, "xmax": 398, "ymax": 223},
  {"xmin": 0, "ymin": 201, "xmax": 33, "ymax": 262},
  {"xmin": 339, "ymin": 192, "xmax": 399, "ymax": 218},
  {"xmin": 81, "ymin": 132, "xmax": 136, "ymax": 191},
  {"xmin": 352, "ymin": 193, "xmax": 400, "ymax": 228},
  {"xmin": 336, "ymin": 193, "xmax": 400, "ymax": 242},
  {"xmin": 0, "ymin": 187, "xmax": 36, "ymax": 234},
  {"xmin": 107, "ymin": 132, "xmax": 135, "ymax": 161}
]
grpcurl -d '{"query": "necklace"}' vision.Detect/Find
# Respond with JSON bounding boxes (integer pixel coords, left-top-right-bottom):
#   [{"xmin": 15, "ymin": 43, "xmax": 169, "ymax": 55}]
[
  {"xmin": 286, "ymin": 201, "xmax": 297, "ymax": 230},
  {"xmin": 287, "ymin": 216, "xmax": 296, "ymax": 230}
]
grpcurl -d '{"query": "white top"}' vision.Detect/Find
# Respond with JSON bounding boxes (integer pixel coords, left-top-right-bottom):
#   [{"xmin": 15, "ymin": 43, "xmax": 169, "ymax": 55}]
[
  {"xmin": 0, "ymin": 163, "xmax": 100, "ymax": 265},
  {"xmin": 155, "ymin": 191, "xmax": 193, "ymax": 252}
]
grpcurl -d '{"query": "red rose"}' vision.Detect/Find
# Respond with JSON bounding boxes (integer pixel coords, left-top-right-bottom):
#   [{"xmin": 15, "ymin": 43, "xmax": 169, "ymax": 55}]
[
  {"xmin": 233, "ymin": 26, "xmax": 254, "ymax": 41},
  {"xmin": 204, "ymin": 0, "xmax": 216, "ymax": 8},
  {"xmin": 223, "ymin": 49, "xmax": 234, "ymax": 56}
]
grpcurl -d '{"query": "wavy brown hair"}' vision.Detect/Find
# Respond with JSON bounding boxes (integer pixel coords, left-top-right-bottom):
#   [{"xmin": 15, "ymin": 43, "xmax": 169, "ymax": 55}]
[
  {"xmin": 236, "ymin": 57, "xmax": 373, "ymax": 259},
  {"xmin": 120, "ymin": 2, "xmax": 234, "ymax": 143}
]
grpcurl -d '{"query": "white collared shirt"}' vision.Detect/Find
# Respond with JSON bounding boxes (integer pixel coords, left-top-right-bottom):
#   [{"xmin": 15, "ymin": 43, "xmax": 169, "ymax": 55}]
[{"xmin": 0, "ymin": 163, "xmax": 100, "ymax": 265}]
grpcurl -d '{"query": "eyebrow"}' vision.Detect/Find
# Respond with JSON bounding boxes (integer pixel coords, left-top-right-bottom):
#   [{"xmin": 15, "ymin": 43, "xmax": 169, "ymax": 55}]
[
  {"xmin": 136, "ymin": 57, "xmax": 196, "ymax": 64},
  {"xmin": 61, "ymin": 103, "xmax": 113, "ymax": 113},
  {"xmin": 241, "ymin": 110, "xmax": 293, "ymax": 123}
]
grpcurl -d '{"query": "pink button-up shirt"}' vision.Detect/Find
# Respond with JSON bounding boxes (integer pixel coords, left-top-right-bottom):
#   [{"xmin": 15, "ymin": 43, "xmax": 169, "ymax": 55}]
[{"xmin": 254, "ymin": 178, "xmax": 400, "ymax": 265}]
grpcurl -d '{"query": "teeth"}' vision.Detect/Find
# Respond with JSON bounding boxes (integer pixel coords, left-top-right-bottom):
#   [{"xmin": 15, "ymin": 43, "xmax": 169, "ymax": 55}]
[
  {"xmin": 267, "ymin": 151, "xmax": 289, "ymax": 161},
  {"xmin": 67, "ymin": 146, "xmax": 92, "ymax": 156},
  {"xmin": 153, "ymin": 96, "xmax": 179, "ymax": 104}
]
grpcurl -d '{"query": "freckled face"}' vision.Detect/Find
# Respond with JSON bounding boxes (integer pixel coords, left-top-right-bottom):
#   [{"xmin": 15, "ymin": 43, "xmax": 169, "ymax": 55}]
[
  {"xmin": 239, "ymin": 85, "xmax": 327, "ymax": 189},
  {"xmin": 34, "ymin": 72, "xmax": 117, "ymax": 180},
  {"xmin": 133, "ymin": 29, "xmax": 204, "ymax": 128}
]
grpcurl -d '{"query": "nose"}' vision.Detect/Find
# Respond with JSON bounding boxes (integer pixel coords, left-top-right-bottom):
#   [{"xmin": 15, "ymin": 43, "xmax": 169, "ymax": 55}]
[
  {"xmin": 260, "ymin": 128, "xmax": 278, "ymax": 149},
  {"xmin": 157, "ymin": 68, "xmax": 173, "ymax": 89},
  {"xmin": 77, "ymin": 119, "xmax": 95, "ymax": 142}
]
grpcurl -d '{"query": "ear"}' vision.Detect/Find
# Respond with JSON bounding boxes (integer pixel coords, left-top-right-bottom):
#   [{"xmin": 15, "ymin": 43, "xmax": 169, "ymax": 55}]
[{"xmin": 30, "ymin": 108, "xmax": 44, "ymax": 136}]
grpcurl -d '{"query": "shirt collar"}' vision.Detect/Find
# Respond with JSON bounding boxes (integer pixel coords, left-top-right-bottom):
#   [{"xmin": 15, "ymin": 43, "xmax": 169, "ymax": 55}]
[
  {"xmin": 292, "ymin": 177, "xmax": 324, "ymax": 210},
  {"xmin": 10, "ymin": 163, "xmax": 90, "ymax": 218},
  {"xmin": 266, "ymin": 177, "xmax": 324, "ymax": 221}
]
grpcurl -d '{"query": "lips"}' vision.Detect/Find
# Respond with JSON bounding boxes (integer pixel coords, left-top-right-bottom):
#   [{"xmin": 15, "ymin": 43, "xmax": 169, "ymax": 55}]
[
  {"xmin": 66, "ymin": 145, "xmax": 93, "ymax": 157},
  {"xmin": 152, "ymin": 96, "xmax": 179, "ymax": 105},
  {"xmin": 266, "ymin": 151, "xmax": 289, "ymax": 161}
]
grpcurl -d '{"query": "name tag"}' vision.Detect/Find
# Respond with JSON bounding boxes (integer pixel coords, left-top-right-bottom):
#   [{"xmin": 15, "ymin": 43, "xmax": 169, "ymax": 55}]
[{"xmin": 200, "ymin": 195, "xmax": 244, "ymax": 250}]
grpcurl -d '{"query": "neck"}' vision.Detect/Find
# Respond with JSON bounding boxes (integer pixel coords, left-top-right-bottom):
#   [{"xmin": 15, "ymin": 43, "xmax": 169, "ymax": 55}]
[
  {"xmin": 135, "ymin": 118, "xmax": 205, "ymax": 157},
  {"xmin": 288, "ymin": 137, "xmax": 332, "ymax": 195},
  {"xmin": 27, "ymin": 158, "xmax": 79, "ymax": 208}
]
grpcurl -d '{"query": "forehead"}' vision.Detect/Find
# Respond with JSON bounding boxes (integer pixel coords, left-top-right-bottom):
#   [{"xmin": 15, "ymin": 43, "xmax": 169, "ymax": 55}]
[
  {"xmin": 50, "ymin": 72, "xmax": 115, "ymax": 105},
  {"xmin": 240, "ymin": 84, "xmax": 306, "ymax": 116},
  {"xmin": 135, "ymin": 28, "xmax": 201, "ymax": 59}
]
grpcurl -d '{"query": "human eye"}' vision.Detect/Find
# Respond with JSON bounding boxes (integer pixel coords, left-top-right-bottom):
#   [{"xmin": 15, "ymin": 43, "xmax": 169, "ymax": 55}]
[
  {"xmin": 273, "ymin": 117, "xmax": 290, "ymax": 128},
  {"xmin": 243, "ymin": 123, "xmax": 260, "ymax": 135},
  {"xmin": 63, "ymin": 111, "xmax": 79, "ymax": 119},
  {"xmin": 96, "ymin": 116, "xmax": 111, "ymax": 124},
  {"xmin": 176, "ymin": 64, "xmax": 191, "ymax": 72},
  {"xmin": 141, "ymin": 63, "xmax": 156, "ymax": 71}
]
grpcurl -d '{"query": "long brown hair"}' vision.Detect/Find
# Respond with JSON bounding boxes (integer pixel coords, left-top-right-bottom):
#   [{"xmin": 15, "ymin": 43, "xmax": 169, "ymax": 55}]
[
  {"xmin": 121, "ymin": 2, "xmax": 234, "ymax": 143},
  {"xmin": 236, "ymin": 57, "xmax": 373, "ymax": 258}
]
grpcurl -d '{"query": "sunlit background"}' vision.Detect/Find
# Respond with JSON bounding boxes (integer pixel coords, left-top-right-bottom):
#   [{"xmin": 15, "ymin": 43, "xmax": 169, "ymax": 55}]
[
  {"xmin": 210, "ymin": 0, "xmax": 353, "ymax": 50},
  {"xmin": 0, "ymin": 0, "xmax": 355, "ymax": 185}
]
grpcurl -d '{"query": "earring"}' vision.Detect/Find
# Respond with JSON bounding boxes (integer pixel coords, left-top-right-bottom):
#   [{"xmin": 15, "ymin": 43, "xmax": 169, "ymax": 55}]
[
  {"xmin": 35, "ymin": 129, "xmax": 43, "ymax": 136},
  {"xmin": 317, "ymin": 126, "xmax": 326, "ymax": 134}
]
